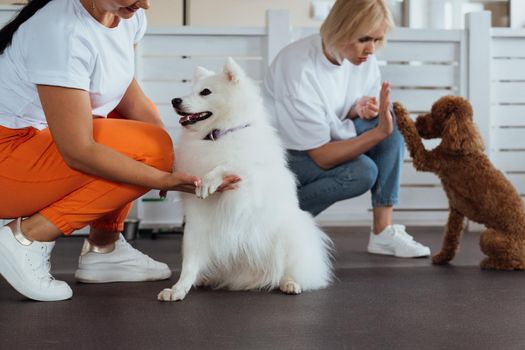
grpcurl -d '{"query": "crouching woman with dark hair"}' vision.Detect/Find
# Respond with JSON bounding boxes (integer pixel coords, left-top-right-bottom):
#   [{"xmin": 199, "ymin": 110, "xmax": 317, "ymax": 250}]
[{"xmin": 0, "ymin": 0, "xmax": 239, "ymax": 301}]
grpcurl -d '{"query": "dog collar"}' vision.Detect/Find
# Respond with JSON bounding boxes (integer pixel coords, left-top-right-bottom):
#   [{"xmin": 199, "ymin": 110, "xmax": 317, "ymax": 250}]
[{"xmin": 203, "ymin": 123, "xmax": 251, "ymax": 141}]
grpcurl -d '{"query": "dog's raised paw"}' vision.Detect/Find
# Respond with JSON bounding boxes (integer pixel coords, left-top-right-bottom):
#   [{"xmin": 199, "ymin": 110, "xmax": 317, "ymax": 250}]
[
  {"xmin": 196, "ymin": 171, "xmax": 224, "ymax": 199},
  {"xmin": 279, "ymin": 281, "xmax": 302, "ymax": 295},
  {"xmin": 157, "ymin": 288, "xmax": 187, "ymax": 302}
]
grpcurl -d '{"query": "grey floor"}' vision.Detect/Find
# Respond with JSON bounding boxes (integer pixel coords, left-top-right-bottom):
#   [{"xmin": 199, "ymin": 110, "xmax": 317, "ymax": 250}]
[{"xmin": 1, "ymin": 227, "xmax": 525, "ymax": 350}]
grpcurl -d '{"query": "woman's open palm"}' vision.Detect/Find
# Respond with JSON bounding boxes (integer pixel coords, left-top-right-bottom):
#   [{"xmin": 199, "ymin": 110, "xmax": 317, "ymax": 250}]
[{"xmin": 377, "ymin": 82, "xmax": 393, "ymax": 137}]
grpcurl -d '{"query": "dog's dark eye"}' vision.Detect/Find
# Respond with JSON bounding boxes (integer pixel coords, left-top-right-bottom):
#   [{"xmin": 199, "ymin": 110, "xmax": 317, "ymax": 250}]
[{"xmin": 199, "ymin": 88, "xmax": 212, "ymax": 96}]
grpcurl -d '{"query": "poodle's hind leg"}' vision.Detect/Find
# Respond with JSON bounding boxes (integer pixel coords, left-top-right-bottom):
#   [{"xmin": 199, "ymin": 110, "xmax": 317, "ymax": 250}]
[
  {"xmin": 432, "ymin": 208, "xmax": 466, "ymax": 265},
  {"xmin": 479, "ymin": 229, "xmax": 525, "ymax": 270}
]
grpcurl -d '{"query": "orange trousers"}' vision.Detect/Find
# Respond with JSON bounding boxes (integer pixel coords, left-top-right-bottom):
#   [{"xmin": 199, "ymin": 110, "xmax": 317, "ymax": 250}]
[{"xmin": 0, "ymin": 118, "xmax": 174, "ymax": 235}]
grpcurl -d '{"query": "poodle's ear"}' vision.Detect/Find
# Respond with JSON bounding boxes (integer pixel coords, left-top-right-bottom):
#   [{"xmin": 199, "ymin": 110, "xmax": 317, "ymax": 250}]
[
  {"xmin": 194, "ymin": 66, "xmax": 215, "ymax": 81},
  {"xmin": 224, "ymin": 57, "xmax": 245, "ymax": 83},
  {"xmin": 442, "ymin": 114, "xmax": 484, "ymax": 153}
]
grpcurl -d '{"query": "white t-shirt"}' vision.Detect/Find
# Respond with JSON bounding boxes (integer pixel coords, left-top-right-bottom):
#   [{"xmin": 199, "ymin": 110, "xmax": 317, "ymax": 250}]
[
  {"xmin": 264, "ymin": 34, "xmax": 381, "ymax": 151},
  {"xmin": 0, "ymin": 0, "xmax": 147, "ymax": 130}
]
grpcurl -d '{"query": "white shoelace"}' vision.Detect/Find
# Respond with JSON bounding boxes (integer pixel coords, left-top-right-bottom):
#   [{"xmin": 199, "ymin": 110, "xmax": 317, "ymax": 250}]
[
  {"xmin": 392, "ymin": 225, "xmax": 427, "ymax": 248},
  {"xmin": 118, "ymin": 236, "xmax": 157, "ymax": 264},
  {"xmin": 392, "ymin": 224, "xmax": 413, "ymax": 240},
  {"xmin": 31, "ymin": 245, "xmax": 54, "ymax": 281}
]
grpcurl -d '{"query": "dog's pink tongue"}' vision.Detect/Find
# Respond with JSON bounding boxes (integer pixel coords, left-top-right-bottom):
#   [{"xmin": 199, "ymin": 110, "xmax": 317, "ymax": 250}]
[
  {"xmin": 179, "ymin": 115, "xmax": 191, "ymax": 124},
  {"xmin": 179, "ymin": 113, "xmax": 202, "ymax": 125}
]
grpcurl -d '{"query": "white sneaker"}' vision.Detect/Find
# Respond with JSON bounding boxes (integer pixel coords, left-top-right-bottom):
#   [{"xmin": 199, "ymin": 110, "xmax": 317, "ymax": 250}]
[
  {"xmin": 0, "ymin": 225, "xmax": 72, "ymax": 301},
  {"xmin": 367, "ymin": 224, "xmax": 431, "ymax": 258},
  {"xmin": 74, "ymin": 234, "xmax": 171, "ymax": 283}
]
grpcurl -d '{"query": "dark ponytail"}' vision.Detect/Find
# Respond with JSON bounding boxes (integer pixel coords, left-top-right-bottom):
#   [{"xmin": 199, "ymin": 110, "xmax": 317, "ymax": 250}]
[{"xmin": 0, "ymin": 0, "xmax": 53, "ymax": 54}]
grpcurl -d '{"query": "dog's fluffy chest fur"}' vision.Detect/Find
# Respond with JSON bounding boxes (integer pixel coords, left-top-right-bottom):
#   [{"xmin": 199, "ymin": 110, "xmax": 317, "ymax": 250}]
[{"xmin": 175, "ymin": 122, "xmax": 303, "ymax": 287}]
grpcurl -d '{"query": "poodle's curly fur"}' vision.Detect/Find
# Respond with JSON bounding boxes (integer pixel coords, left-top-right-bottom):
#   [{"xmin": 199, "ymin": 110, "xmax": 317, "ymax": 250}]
[{"xmin": 394, "ymin": 96, "xmax": 525, "ymax": 270}]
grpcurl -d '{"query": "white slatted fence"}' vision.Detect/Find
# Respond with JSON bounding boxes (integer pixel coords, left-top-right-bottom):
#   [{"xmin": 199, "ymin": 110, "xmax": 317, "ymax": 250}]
[
  {"xmin": 2, "ymin": 8, "xmax": 525, "ymax": 230},
  {"xmin": 490, "ymin": 28, "xmax": 525, "ymax": 202}
]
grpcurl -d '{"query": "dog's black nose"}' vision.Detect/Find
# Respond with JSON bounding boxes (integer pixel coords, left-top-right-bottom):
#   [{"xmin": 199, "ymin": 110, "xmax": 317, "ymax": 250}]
[{"xmin": 172, "ymin": 98, "xmax": 182, "ymax": 107}]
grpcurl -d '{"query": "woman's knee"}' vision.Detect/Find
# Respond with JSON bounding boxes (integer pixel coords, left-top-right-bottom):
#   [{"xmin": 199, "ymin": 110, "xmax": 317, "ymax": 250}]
[
  {"xmin": 93, "ymin": 119, "xmax": 174, "ymax": 172},
  {"xmin": 333, "ymin": 156, "xmax": 378, "ymax": 197},
  {"xmin": 390, "ymin": 127, "xmax": 404, "ymax": 150},
  {"xmin": 138, "ymin": 125, "xmax": 174, "ymax": 172}
]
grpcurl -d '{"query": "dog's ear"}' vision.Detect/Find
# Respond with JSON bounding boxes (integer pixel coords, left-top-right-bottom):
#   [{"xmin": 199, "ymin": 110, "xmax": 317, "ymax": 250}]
[
  {"xmin": 194, "ymin": 66, "xmax": 214, "ymax": 81},
  {"xmin": 442, "ymin": 114, "xmax": 484, "ymax": 153},
  {"xmin": 224, "ymin": 57, "xmax": 244, "ymax": 83}
]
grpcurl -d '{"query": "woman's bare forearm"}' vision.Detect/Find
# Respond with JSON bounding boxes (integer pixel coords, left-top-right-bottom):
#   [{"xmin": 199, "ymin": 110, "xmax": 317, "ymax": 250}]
[
  {"xmin": 35, "ymin": 85, "xmax": 201, "ymax": 192},
  {"xmin": 308, "ymin": 127, "xmax": 387, "ymax": 169},
  {"xmin": 116, "ymin": 79, "xmax": 164, "ymax": 127},
  {"xmin": 309, "ymin": 83, "xmax": 393, "ymax": 170},
  {"xmin": 67, "ymin": 142, "xmax": 171, "ymax": 190}
]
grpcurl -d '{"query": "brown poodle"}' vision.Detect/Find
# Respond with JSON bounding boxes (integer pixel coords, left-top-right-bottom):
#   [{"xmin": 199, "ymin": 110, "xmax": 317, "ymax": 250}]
[{"xmin": 394, "ymin": 96, "xmax": 525, "ymax": 270}]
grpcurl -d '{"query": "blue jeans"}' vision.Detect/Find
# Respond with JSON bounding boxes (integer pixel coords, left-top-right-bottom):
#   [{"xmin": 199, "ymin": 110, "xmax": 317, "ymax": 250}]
[{"xmin": 287, "ymin": 113, "xmax": 404, "ymax": 216}]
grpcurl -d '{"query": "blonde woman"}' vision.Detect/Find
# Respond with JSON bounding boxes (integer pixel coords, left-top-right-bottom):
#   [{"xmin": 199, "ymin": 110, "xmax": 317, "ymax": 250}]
[{"xmin": 264, "ymin": 0, "xmax": 430, "ymax": 258}]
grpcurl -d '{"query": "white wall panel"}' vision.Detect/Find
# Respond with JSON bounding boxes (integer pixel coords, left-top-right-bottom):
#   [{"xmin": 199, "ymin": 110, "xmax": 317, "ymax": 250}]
[
  {"xmin": 401, "ymin": 163, "xmax": 442, "ymax": 185},
  {"xmin": 489, "ymin": 33, "xmax": 525, "ymax": 206},
  {"xmin": 491, "ymin": 82, "xmax": 525, "ymax": 104},
  {"xmin": 377, "ymin": 42, "xmax": 459, "ymax": 62},
  {"xmin": 398, "ymin": 187, "xmax": 449, "ymax": 210},
  {"xmin": 492, "ymin": 151, "xmax": 525, "ymax": 171},
  {"xmin": 507, "ymin": 174, "xmax": 525, "ymax": 194},
  {"xmin": 491, "ymin": 105, "xmax": 525, "ymax": 126},
  {"xmin": 492, "ymin": 58, "xmax": 525, "ymax": 80},
  {"xmin": 491, "ymin": 37, "xmax": 525, "ymax": 57},
  {"xmin": 142, "ymin": 81, "xmax": 192, "ymax": 103},
  {"xmin": 492, "ymin": 128, "xmax": 525, "ymax": 149},
  {"xmin": 381, "ymin": 64, "xmax": 457, "ymax": 88},
  {"xmin": 141, "ymin": 34, "xmax": 266, "ymax": 57},
  {"xmin": 142, "ymin": 57, "xmax": 264, "ymax": 81}
]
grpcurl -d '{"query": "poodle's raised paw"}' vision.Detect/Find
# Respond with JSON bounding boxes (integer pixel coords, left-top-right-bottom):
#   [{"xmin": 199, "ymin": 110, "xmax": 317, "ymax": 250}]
[
  {"xmin": 393, "ymin": 103, "xmax": 412, "ymax": 128},
  {"xmin": 393, "ymin": 102, "xmax": 407, "ymax": 117}
]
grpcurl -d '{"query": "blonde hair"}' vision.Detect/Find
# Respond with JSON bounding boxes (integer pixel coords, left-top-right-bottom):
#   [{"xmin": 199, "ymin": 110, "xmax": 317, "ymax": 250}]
[{"xmin": 320, "ymin": 0, "xmax": 394, "ymax": 62}]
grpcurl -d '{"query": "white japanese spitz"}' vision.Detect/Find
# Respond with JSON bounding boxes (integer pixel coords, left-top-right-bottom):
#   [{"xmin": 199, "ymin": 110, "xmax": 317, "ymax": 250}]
[{"xmin": 157, "ymin": 58, "xmax": 333, "ymax": 302}]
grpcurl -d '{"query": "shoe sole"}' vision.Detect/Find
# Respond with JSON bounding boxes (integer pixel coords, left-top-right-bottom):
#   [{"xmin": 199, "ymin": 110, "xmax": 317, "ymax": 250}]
[
  {"xmin": 75, "ymin": 267, "xmax": 171, "ymax": 283},
  {"xmin": 367, "ymin": 246, "xmax": 431, "ymax": 258},
  {"xmin": 0, "ymin": 243, "xmax": 72, "ymax": 302}
]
